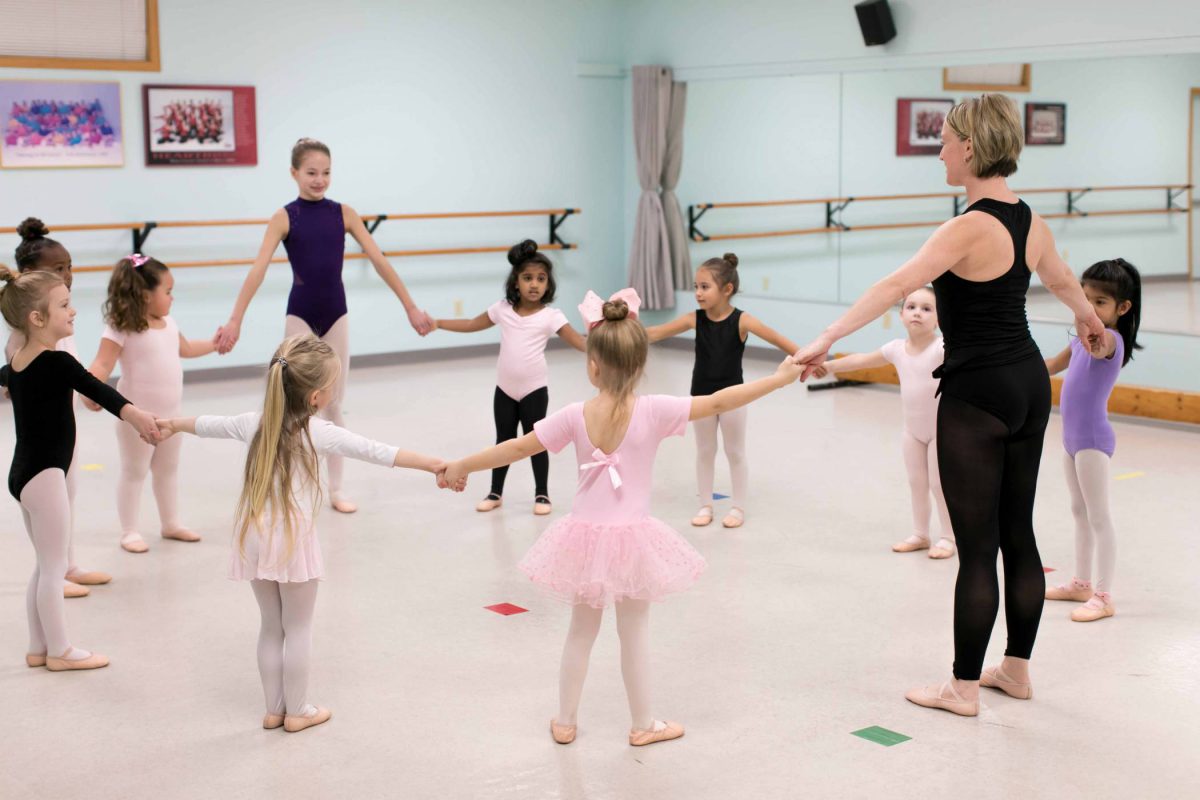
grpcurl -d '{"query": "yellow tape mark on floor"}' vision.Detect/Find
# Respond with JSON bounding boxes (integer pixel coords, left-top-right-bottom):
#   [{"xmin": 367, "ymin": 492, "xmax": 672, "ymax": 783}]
[
  {"xmin": 1114, "ymin": 471, "xmax": 1145, "ymax": 481},
  {"xmin": 81, "ymin": 464, "xmax": 104, "ymax": 472}
]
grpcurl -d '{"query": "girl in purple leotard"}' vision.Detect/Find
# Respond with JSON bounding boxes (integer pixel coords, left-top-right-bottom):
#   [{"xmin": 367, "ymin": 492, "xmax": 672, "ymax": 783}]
[
  {"xmin": 1044, "ymin": 258, "xmax": 1142, "ymax": 623},
  {"xmin": 215, "ymin": 139, "xmax": 434, "ymax": 513}
]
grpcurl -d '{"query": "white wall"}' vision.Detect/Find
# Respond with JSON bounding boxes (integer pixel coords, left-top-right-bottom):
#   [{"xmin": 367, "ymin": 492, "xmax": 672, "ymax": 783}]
[{"xmin": 0, "ymin": 0, "xmax": 628, "ymax": 371}]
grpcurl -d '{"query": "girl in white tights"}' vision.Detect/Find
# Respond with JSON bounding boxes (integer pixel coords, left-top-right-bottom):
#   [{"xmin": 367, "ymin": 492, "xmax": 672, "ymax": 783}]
[
  {"xmin": 646, "ymin": 254, "xmax": 799, "ymax": 529},
  {"xmin": 0, "ymin": 268, "xmax": 159, "ymax": 671},
  {"xmin": 816, "ymin": 287, "xmax": 956, "ymax": 558},
  {"xmin": 157, "ymin": 334, "xmax": 458, "ymax": 732},
  {"xmin": 86, "ymin": 255, "xmax": 220, "ymax": 553}
]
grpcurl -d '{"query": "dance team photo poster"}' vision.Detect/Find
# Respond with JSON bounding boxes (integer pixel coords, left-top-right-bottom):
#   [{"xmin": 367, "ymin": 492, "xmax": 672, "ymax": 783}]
[
  {"xmin": 142, "ymin": 84, "xmax": 257, "ymax": 166},
  {"xmin": 0, "ymin": 80, "xmax": 124, "ymax": 169}
]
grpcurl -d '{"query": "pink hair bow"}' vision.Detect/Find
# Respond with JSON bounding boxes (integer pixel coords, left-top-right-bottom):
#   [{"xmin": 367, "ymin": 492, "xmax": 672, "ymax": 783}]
[
  {"xmin": 127, "ymin": 253, "xmax": 149, "ymax": 268},
  {"xmin": 578, "ymin": 288, "xmax": 641, "ymax": 331},
  {"xmin": 580, "ymin": 448, "xmax": 622, "ymax": 490}
]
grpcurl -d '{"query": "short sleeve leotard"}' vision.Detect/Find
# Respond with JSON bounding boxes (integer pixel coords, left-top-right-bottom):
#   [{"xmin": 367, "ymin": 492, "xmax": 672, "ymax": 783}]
[{"xmin": 486, "ymin": 300, "xmax": 569, "ymax": 401}]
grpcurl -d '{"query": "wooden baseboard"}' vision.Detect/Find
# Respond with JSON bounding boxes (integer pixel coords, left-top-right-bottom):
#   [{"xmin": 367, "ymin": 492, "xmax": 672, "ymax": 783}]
[{"xmin": 831, "ymin": 354, "xmax": 1200, "ymax": 425}]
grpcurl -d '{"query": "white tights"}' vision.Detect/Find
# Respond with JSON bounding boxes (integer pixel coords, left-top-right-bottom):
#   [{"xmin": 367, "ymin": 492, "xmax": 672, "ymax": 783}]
[
  {"xmin": 116, "ymin": 417, "xmax": 183, "ymax": 537},
  {"xmin": 557, "ymin": 599, "xmax": 654, "ymax": 730},
  {"xmin": 285, "ymin": 314, "xmax": 350, "ymax": 498},
  {"xmin": 21, "ymin": 469, "xmax": 85, "ymax": 657},
  {"xmin": 901, "ymin": 429, "xmax": 954, "ymax": 542},
  {"xmin": 1063, "ymin": 449, "xmax": 1116, "ymax": 593},
  {"xmin": 250, "ymin": 579, "xmax": 320, "ymax": 716},
  {"xmin": 694, "ymin": 406, "xmax": 748, "ymax": 510}
]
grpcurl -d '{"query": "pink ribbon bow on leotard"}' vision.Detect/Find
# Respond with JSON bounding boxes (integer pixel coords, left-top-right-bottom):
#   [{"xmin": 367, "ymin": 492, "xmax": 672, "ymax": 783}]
[
  {"xmin": 580, "ymin": 448, "xmax": 622, "ymax": 490},
  {"xmin": 578, "ymin": 288, "xmax": 642, "ymax": 331}
]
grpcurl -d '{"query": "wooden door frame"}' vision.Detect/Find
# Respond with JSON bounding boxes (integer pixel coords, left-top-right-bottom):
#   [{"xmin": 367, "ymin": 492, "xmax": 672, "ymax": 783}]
[{"xmin": 1190, "ymin": 88, "xmax": 1198, "ymax": 279}]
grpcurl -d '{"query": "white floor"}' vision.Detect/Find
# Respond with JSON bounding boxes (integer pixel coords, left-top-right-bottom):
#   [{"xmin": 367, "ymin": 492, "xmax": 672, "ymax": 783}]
[
  {"xmin": 1027, "ymin": 276, "xmax": 1200, "ymax": 335},
  {"xmin": 2, "ymin": 348, "xmax": 1198, "ymax": 799}
]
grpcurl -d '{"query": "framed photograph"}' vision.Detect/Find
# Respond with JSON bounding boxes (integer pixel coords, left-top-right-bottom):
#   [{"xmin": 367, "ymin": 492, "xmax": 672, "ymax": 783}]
[
  {"xmin": 142, "ymin": 84, "xmax": 257, "ymax": 167},
  {"xmin": 0, "ymin": 80, "xmax": 123, "ymax": 169},
  {"xmin": 1025, "ymin": 102, "xmax": 1066, "ymax": 146},
  {"xmin": 896, "ymin": 98, "xmax": 954, "ymax": 156}
]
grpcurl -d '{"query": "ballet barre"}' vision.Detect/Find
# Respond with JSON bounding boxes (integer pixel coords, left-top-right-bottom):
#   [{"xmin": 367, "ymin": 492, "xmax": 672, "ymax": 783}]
[
  {"xmin": 687, "ymin": 184, "xmax": 1191, "ymax": 242},
  {"xmin": 0, "ymin": 208, "xmax": 581, "ymax": 273}
]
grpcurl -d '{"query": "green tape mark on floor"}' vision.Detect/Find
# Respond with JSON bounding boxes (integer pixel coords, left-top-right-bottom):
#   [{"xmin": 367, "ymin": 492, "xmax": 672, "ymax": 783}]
[{"xmin": 852, "ymin": 726, "xmax": 911, "ymax": 747}]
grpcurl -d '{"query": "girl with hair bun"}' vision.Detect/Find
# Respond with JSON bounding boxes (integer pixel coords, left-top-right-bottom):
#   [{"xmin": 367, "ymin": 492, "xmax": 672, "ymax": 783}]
[
  {"xmin": 156, "ymin": 334, "xmax": 459, "ymax": 732},
  {"xmin": 434, "ymin": 239, "xmax": 585, "ymax": 516},
  {"xmin": 0, "ymin": 267, "xmax": 160, "ymax": 672},
  {"xmin": 646, "ymin": 253, "xmax": 800, "ymax": 529},
  {"xmin": 443, "ymin": 289, "xmax": 801, "ymax": 747},
  {"xmin": 214, "ymin": 138, "xmax": 436, "ymax": 515},
  {"xmin": 7, "ymin": 218, "xmax": 108, "ymax": 597},
  {"xmin": 84, "ymin": 255, "xmax": 221, "ymax": 554}
]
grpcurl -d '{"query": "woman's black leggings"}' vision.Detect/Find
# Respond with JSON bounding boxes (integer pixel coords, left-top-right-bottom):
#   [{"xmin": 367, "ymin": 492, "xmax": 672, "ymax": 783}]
[
  {"xmin": 936, "ymin": 356, "xmax": 1051, "ymax": 681},
  {"xmin": 490, "ymin": 386, "xmax": 550, "ymax": 498}
]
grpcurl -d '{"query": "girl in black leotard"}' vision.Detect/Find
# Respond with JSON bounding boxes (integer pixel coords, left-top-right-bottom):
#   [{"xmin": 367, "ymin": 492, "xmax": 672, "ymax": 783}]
[
  {"xmin": 791, "ymin": 94, "xmax": 1106, "ymax": 717},
  {"xmin": 0, "ymin": 268, "xmax": 159, "ymax": 672}
]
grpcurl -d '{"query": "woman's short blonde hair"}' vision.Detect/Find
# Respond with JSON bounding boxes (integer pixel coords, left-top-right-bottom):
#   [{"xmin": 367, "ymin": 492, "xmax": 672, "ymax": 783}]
[{"xmin": 945, "ymin": 94, "xmax": 1023, "ymax": 179}]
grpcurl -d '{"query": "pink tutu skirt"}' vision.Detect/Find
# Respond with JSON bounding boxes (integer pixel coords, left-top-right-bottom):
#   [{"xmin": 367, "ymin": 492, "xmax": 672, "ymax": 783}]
[
  {"xmin": 518, "ymin": 514, "xmax": 706, "ymax": 608},
  {"xmin": 227, "ymin": 528, "xmax": 324, "ymax": 583}
]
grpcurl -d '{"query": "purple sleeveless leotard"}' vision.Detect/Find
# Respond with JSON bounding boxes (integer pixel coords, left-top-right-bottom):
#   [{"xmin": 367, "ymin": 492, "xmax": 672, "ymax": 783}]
[
  {"xmin": 1060, "ymin": 331, "xmax": 1123, "ymax": 458},
  {"xmin": 283, "ymin": 197, "xmax": 347, "ymax": 337}
]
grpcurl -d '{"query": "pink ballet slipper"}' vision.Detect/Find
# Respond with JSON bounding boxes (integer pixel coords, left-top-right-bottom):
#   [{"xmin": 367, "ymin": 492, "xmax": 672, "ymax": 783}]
[
  {"xmin": 66, "ymin": 568, "xmax": 111, "ymax": 585},
  {"xmin": 284, "ymin": 706, "xmax": 332, "ymax": 733},
  {"xmin": 928, "ymin": 538, "xmax": 956, "ymax": 559},
  {"xmin": 63, "ymin": 581, "xmax": 90, "ymax": 598},
  {"xmin": 1071, "ymin": 592, "xmax": 1115, "ymax": 622},
  {"xmin": 161, "ymin": 528, "xmax": 201, "ymax": 543},
  {"xmin": 533, "ymin": 495, "xmax": 552, "ymax": 516},
  {"xmin": 904, "ymin": 681, "xmax": 978, "ymax": 717},
  {"xmin": 263, "ymin": 713, "xmax": 285, "ymax": 730},
  {"xmin": 1046, "ymin": 578, "xmax": 1092, "ymax": 602},
  {"xmin": 892, "ymin": 535, "xmax": 930, "ymax": 553},
  {"xmin": 980, "ymin": 665, "xmax": 1033, "ymax": 699},
  {"xmin": 46, "ymin": 649, "xmax": 109, "ymax": 672},
  {"xmin": 629, "ymin": 720, "xmax": 684, "ymax": 746},
  {"xmin": 25, "ymin": 652, "xmax": 47, "ymax": 668},
  {"xmin": 722, "ymin": 508, "xmax": 744, "ymax": 529},
  {"xmin": 330, "ymin": 493, "xmax": 357, "ymax": 514},
  {"xmin": 476, "ymin": 494, "xmax": 503, "ymax": 513},
  {"xmin": 120, "ymin": 533, "xmax": 149, "ymax": 554},
  {"xmin": 550, "ymin": 719, "xmax": 576, "ymax": 744},
  {"xmin": 691, "ymin": 506, "xmax": 713, "ymax": 527}
]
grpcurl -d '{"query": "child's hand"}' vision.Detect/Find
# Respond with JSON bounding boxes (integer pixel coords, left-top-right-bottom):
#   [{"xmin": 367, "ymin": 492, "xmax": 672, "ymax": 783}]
[
  {"xmin": 442, "ymin": 460, "xmax": 468, "ymax": 491},
  {"xmin": 211, "ymin": 327, "xmax": 226, "ymax": 355},
  {"xmin": 83, "ymin": 397, "xmax": 103, "ymax": 412},
  {"xmin": 156, "ymin": 418, "xmax": 177, "ymax": 442},
  {"xmin": 812, "ymin": 364, "xmax": 829, "ymax": 379},
  {"xmin": 791, "ymin": 335, "xmax": 833, "ymax": 381},
  {"xmin": 121, "ymin": 405, "xmax": 161, "ymax": 445},
  {"xmin": 775, "ymin": 355, "xmax": 804, "ymax": 383}
]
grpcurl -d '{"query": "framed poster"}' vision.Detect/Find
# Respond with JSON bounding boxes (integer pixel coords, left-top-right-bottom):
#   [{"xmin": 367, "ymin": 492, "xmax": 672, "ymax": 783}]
[
  {"xmin": 896, "ymin": 98, "xmax": 954, "ymax": 156},
  {"xmin": 1025, "ymin": 102, "xmax": 1066, "ymax": 146},
  {"xmin": 0, "ymin": 80, "xmax": 123, "ymax": 169},
  {"xmin": 142, "ymin": 84, "xmax": 257, "ymax": 166}
]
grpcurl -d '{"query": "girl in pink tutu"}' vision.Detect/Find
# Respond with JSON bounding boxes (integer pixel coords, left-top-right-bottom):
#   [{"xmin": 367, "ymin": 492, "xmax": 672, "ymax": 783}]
[
  {"xmin": 157, "ymin": 334, "xmax": 458, "ymax": 733},
  {"xmin": 444, "ymin": 289, "xmax": 801, "ymax": 747}
]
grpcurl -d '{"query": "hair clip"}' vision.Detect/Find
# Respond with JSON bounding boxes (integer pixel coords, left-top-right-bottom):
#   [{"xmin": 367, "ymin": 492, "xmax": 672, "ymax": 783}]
[{"xmin": 127, "ymin": 253, "xmax": 149, "ymax": 269}]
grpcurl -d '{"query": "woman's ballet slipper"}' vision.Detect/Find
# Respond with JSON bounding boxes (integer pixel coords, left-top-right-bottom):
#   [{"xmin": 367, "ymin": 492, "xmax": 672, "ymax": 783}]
[
  {"xmin": 329, "ymin": 493, "xmax": 358, "ymax": 514},
  {"xmin": 263, "ymin": 713, "xmax": 285, "ymax": 730},
  {"xmin": 476, "ymin": 494, "xmax": 503, "ymax": 513},
  {"xmin": 25, "ymin": 652, "xmax": 47, "ymax": 668},
  {"xmin": 928, "ymin": 538, "xmax": 956, "ymax": 559},
  {"xmin": 63, "ymin": 581, "xmax": 90, "ymax": 599},
  {"xmin": 66, "ymin": 568, "xmax": 112, "ymax": 586},
  {"xmin": 550, "ymin": 719, "xmax": 576, "ymax": 744},
  {"xmin": 284, "ymin": 706, "xmax": 332, "ymax": 733},
  {"xmin": 629, "ymin": 720, "xmax": 685, "ymax": 747},
  {"xmin": 980, "ymin": 665, "xmax": 1033, "ymax": 699},
  {"xmin": 120, "ymin": 533, "xmax": 149, "ymax": 554},
  {"xmin": 46, "ymin": 650, "xmax": 110, "ymax": 672},
  {"xmin": 892, "ymin": 535, "xmax": 930, "ymax": 553},
  {"xmin": 691, "ymin": 506, "xmax": 713, "ymax": 527},
  {"xmin": 161, "ymin": 528, "xmax": 201, "ymax": 543},
  {"xmin": 533, "ymin": 495, "xmax": 552, "ymax": 516},
  {"xmin": 1045, "ymin": 579, "xmax": 1093, "ymax": 602},
  {"xmin": 1071, "ymin": 594, "xmax": 1115, "ymax": 622},
  {"xmin": 904, "ymin": 681, "xmax": 978, "ymax": 717},
  {"xmin": 722, "ymin": 508, "xmax": 745, "ymax": 529}
]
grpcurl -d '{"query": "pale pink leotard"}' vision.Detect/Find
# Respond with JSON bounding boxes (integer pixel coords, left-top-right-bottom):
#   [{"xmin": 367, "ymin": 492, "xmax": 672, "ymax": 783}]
[
  {"xmin": 101, "ymin": 317, "xmax": 184, "ymax": 417},
  {"xmin": 880, "ymin": 337, "xmax": 944, "ymax": 443},
  {"xmin": 487, "ymin": 300, "xmax": 568, "ymax": 401}
]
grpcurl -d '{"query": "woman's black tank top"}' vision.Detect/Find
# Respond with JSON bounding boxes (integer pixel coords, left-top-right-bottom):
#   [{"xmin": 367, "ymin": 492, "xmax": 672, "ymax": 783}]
[
  {"xmin": 691, "ymin": 308, "xmax": 745, "ymax": 396},
  {"xmin": 932, "ymin": 198, "xmax": 1041, "ymax": 381}
]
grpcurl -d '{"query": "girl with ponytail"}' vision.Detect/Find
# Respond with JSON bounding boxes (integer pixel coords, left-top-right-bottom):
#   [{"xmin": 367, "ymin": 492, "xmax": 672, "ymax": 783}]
[
  {"xmin": 85, "ymin": 255, "xmax": 221, "ymax": 554},
  {"xmin": 443, "ymin": 289, "xmax": 801, "ymax": 747},
  {"xmin": 156, "ymin": 334, "xmax": 459, "ymax": 733},
  {"xmin": 1043, "ymin": 258, "xmax": 1143, "ymax": 623}
]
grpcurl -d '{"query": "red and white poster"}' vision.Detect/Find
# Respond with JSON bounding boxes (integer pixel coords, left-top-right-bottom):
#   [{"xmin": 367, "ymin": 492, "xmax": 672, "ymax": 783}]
[{"xmin": 142, "ymin": 84, "xmax": 256, "ymax": 166}]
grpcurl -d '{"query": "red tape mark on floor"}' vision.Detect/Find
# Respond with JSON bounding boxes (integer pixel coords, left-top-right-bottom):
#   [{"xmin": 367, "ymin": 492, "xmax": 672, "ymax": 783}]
[{"xmin": 485, "ymin": 603, "xmax": 528, "ymax": 616}]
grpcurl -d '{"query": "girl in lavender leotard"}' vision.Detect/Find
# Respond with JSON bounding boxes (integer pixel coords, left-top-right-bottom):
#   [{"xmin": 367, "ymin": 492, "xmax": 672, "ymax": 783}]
[
  {"xmin": 214, "ymin": 138, "xmax": 434, "ymax": 514},
  {"xmin": 1044, "ymin": 258, "xmax": 1142, "ymax": 623}
]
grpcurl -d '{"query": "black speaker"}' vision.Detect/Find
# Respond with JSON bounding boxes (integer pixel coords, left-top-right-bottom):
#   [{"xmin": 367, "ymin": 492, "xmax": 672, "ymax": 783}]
[{"xmin": 855, "ymin": 0, "xmax": 896, "ymax": 46}]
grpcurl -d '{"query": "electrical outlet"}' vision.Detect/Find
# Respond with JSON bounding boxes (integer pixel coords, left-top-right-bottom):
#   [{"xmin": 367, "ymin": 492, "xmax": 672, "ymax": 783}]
[
  {"xmin": 762, "ymin": 276, "xmax": 770, "ymax": 291},
  {"xmin": 454, "ymin": 299, "xmax": 463, "ymax": 317}
]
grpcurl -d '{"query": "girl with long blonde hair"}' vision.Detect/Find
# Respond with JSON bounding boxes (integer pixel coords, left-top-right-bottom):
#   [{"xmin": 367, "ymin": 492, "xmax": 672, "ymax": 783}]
[{"xmin": 158, "ymin": 333, "xmax": 458, "ymax": 732}]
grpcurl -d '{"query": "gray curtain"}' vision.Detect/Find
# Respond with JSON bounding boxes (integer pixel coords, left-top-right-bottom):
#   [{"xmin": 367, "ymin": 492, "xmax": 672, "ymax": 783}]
[
  {"xmin": 628, "ymin": 65, "xmax": 674, "ymax": 310},
  {"xmin": 662, "ymin": 80, "xmax": 691, "ymax": 292}
]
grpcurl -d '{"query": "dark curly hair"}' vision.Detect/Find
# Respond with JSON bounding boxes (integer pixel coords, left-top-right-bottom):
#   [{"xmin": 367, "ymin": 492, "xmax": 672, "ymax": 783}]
[
  {"xmin": 14, "ymin": 217, "xmax": 67, "ymax": 272},
  {"xmin": 504, "ymin": 239, "xmax": 556, "ymax": 307},
  {"xmin": 103, "ymin": 255, "xmax": 170, "ymax": 333}
]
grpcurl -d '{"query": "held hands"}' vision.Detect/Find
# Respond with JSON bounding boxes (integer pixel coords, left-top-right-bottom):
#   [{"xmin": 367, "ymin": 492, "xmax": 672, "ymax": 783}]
[
  {"xmin": 155, "ymin": 418, "xmax": 178, "ymax": 442},
  {"xmin": 408, "ymin": 307, "xmax": 435, "ymax": 337},
  {"xmin": 431, "ymin": 459, "xmax": 467, "ymax": 492},
  {"xmin": 1076, "ymin": 310, "xmax": 1107, "ymax": 355},
  {"xmin": 441, "ymin": 460, "xmax": 468, "ymax": 491},
  {"xmin": 775, "ymin": 355, "xmax": 805, "ymax": 384},
  {"xmin": 121, "ymin": 405, "xmax": 161, "ymax": 445},
  {"xmin": 790, "ymin": 334, "xmax": 835, "ymax": 381},
  {"xmin": 811, "ymin": 364, "xmax": 830, "ymax": 379},
  {"xmin": 214, "ymin": 320, "xmax": 241, "ymax": 354}
]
